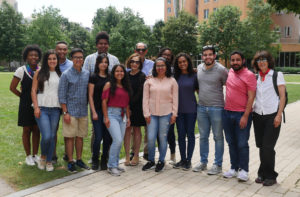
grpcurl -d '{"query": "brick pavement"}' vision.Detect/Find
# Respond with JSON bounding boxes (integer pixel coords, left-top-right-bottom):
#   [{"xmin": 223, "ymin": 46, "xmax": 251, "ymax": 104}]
[{"xmin": 12, "ymin": 101, "xmax": 300, "ymax": 196}]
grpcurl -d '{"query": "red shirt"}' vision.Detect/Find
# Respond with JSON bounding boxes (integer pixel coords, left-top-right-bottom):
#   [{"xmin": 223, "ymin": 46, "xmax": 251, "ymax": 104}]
[{"xmin": 102, "ymin": 87, "xmax": 129, "ymax": 108}]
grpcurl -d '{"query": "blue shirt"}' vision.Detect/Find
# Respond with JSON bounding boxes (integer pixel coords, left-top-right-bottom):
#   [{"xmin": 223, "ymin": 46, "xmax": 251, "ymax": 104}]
[
  {"xmin": 83, "ymin": 52, "xmax": 120, "ymax": 74},
  {"xmin": 58, "ymin": 67, "xmax": 89, "ymax": 117},
  {"xmin": 59, "ymin": 59, "xmax": 73, "ymax": 73},
  {"xmin": 141, "ymin": 59, "xmax": 154, "ymax": 76}
]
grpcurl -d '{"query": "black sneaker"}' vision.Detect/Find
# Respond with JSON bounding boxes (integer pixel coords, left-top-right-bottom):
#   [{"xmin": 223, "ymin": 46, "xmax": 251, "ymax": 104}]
[
  {"xmin": 155, "ymin": 161, "xmax": 165, "ymax": 172},
  {"xmin": 173, "ymin": 160, "xmax": 185, "ymax": 169},
  {"xmin": 68, "ymin": 161, "xmax": 77, "ymax": 173},
  {"xmin": 255, "ymin": 176, "xmax": 264, "ymax": 184},
  {"xmin": 100, "ymin": 156, "xmax": 108, "ymax": 171},
  {"xmin": 263, "ymin": 179, "xmax": 277, "ymax": 186},
  {"xmin": 130, "ymin": 152, "xmax": 134, "ymax": 161},
  {"xmin": 63, "ymin": 154, "xmax": 69, "ymax": 162},
  {"xmin": 142, "ymin": 161, "xmax": 155, "ymax": 171},
  {"xmin": 76, "ymin": 159, "xmax": 90, "ymax": 170},
  {"xmin": 143, "ymin": 153, "xmax": 149, "ymax": 161},
  {"xmin": 52, "ymin": 155, "xmax": 58, "ymax": 164},
  {"xmin": 183, "ymin": 160, "xmax": 191, "ymax": 171},
  {"xmin": 92, "ymin": 160, "xmax": 99, "ymax": 170}
]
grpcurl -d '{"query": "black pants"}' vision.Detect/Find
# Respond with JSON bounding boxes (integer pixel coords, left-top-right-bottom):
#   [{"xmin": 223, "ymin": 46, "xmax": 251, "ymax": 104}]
[{"xmin": 253, "ymin": 112, "xmax": 281, "ymax": 180}]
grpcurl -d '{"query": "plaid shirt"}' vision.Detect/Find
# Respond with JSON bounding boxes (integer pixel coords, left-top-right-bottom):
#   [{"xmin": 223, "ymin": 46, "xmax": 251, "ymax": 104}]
[
  {"xmin": 83, "ymin": 52, "xmax": 120, "ymax": 74},
  {"xmin": 58, "ymin": 66, "xmax": 89, "ymax": 117}
]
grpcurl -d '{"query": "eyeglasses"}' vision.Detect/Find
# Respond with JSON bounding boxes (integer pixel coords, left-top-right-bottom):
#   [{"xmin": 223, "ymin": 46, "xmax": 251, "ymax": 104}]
[
  {"xmin": 257, "ymin": 58, "xmax": 267, "ymax": 63},
  {"xmin": 72, "ymin": 56, "xmax": 83, "ymax": 60},
  {"xmin": 136, "ymin": 48, "xmax": 146, "ymax": 52},
  {"xmin": 130, "ymin": 60, "xmax": 140, "ymax": 64}
]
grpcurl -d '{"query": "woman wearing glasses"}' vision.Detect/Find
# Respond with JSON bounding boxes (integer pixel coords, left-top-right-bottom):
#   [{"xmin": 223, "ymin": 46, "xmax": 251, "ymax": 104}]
[{"xmin": 252, "ymin": 51, "xmax": 286, "ymax": 186}]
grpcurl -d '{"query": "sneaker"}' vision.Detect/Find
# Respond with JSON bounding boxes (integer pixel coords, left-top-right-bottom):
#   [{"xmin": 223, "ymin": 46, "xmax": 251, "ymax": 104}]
[
  {"xmin": 68, "ymin": 162, "xmax": 77, "ymax": 173},
  {"xmin": 117, "ymin": 166, "xmax": 125, "ymax": 173},
  {"xmin": 92, "ymin": 160, "xmax": 99, "ymax": 171},
  {"xmin": 237, "ymin": 169, "xmax": 249, "ymax": 182},
  {"xmin": 108, "ymin": 167, "xmax": 120, "ymax": 176},
  {"xmin": 142, "ymin": 161, "xmax": 155, "ymax": 171},
  {"xmin": 223, "ymin": 169, "xmax": 238, "ymax": 178},
  {"xmin": 32, "ymin": 155, "xmax": 40, "ymax": 164},
  {"xmin": 100, "ymin": 157, "xmax": 107, "ymax": 171},
  {"xmin": 25, "ymin": 155, "xmax": 35, "ymax": 166},
  {"xmin": 155, "ymin": 161, "xmax": 165, "ymax": 172},
  {"xmin": 143, "ymin": 153, "xmax": 149, "ymax": 161},
  {"xmin": 263, "ymin": 179, "xmax": 277, "ymax": 186},
  {"xmin": 173, "ymin": 160, "xmax": 185, "ymax": 169},
  {"xmin": 183, "ymin": 160, "xmax": 192, "ymax": 171},
  {"xmin": 52, "ymin": 156, "xmax": 58, "ymax": 164},
  {"xmin": 46, "ymin": 163, "xmax": 54, "ymax": 172},
  {"xmin": 255, "ymin": 176, "xmax": 264, "ymax": 184},
  {"xmin": 207, "ymin": 164, "xmax": 222, "ymax": 175},
  {"xmin": 38, "ymin": 159, "xmax": 46, "ymax": 170},
  {"xmin": 169, "ymin": 153, "xmax": 176, "ymax": 165},
  {"xmin": 88, "ymin": 157, "xmax": 92, "ymax": 164},
  {"xmin": 63, "ymin": 154, "xmax": 69, "ymax": 162},
  {"xmin": 192, "ymin": 163, "xmax": 207, "ymax": 172},
  {"xmin": 76, "ymin": 159, "xmax": 90, "ymax": 170}
]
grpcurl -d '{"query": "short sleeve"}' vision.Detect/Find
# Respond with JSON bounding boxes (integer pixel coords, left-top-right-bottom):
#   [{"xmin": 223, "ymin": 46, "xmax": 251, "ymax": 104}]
[
  {"xmin": 247, "ymin": 72, "xmax": 257, "ymax": 91},
  {"xmin": 14, "ymin": 66, "xmax": 24, "ymax": 81},
  {"xmin": 89, "ymin": 75, "xmax": 96, "ymax": 84},
  {"xmin": 102, "ymin": 88, "xmax": 110, "ymax": 100},
  {"xmin": 277, "ymin": 72, "xmax": 285, "ymax": 86},
  {"xmin": 221, "ymin": 67, "xmax": 228, "ymax": 85}
]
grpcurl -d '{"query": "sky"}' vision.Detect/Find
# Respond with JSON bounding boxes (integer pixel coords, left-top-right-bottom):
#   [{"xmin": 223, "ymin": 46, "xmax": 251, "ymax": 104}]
[{"xmin": 17, "ymin": 0, "xmax": 164, "ymax": 28}]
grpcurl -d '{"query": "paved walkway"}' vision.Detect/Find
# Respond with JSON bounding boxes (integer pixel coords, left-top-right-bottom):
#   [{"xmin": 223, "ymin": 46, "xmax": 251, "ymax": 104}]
[{"xmin": 7, "ymin": 101, "xmax": 300, "ymax": 197}]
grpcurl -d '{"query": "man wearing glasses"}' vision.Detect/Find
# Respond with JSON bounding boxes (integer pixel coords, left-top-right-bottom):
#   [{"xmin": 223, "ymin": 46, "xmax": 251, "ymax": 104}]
[{"xmin": 135, "ymin": 42, "xmax": 154, "ymax": 77}]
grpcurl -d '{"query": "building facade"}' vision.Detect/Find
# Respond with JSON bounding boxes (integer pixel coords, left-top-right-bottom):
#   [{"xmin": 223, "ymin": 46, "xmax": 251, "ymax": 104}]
[{"xmin": 164, "ymin": 0, "xmax": 300, "ymax": 67}]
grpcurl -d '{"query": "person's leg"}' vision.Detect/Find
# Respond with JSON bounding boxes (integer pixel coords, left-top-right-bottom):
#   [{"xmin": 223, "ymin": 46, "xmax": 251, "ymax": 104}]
[
  {"xmin": 124, "ymin": 126, "xmax": 132, "ymax": 164},
  {"xmin": 186, "ymin": 113, "xmax": 197, "ymax": 161},
  {"xmin": 76, "ymin": 116, "xmax": 88, "ymax": 161},
  {"xmin": 253, "ymin": 112, "xmax": 265, "ymax": 178},
  {"xmin": 197, "ymin": 105, "xmax": 210, "ymax": 165},
  {"xmin": 92, "ymin": 110, "xmax": 104, "ymax": 163},
  {"xmin": 132, "ymin": 126, "xmax": 142, "ymax": 164},
  {"xmin": 167, "ymin": 124, "xmax": 176, "ymax": 155},
  {"xmin": 22, "ymin": 126, "xmax": 31, "ymax": 156},
  {"xmin": 101, "ymin": 126, "xmax": 111, "ymax": 169},
  {"xmin": 147, "ymin": 116, "xmax": 158, "ymax": 162},
  {"xmin": 143, "ymin": 127, "xmax": 148, "ymax": 159},
  {"xmin": 176, "ymin": 113, "xmax": 187, "ymax": 161},
  {"xmin": 48, "ymin": 108, "xmax": 61, "ymax": 163},
  {"xmin": 65, "ymin": 137, "xmax": 74, "ymax": 162},
  {"xmin": 32, "ymin": 125, "xmax": 40, "ymax": 156},
  {"xmin": 158, "ymin": 114, "xmax": 171, "ymax": 162}
]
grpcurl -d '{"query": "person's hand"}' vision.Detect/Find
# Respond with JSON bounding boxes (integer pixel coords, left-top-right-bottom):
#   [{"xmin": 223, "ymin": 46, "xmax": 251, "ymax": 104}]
[
  {"xmin": 92, "ymin": 112, "xmax": 98, "ymax": 120},
  {"xmin": 274, "ymin": 114, "xmax": 282, "ymax": 128},
  {"xmin": 170, "ymin": 115, "xmax": 176, "ymax": 125},
  {"xmin": 239, "ymin": 115, "xmax": 248, "ymax": 129},
  {"xmin": 34, "ymin": 107, "xmax": 40, "ymax": 118},
  {"xmin": 145, "ymin": 116, "xmax": 151, "ymax": 124},
  {"xmin": 104, "ymin": 117, "xmax": 110, "ymax": 128},
  {"xmin": 64, "ymin": 113, "xmax": 71, "ymax": 124},
  {"xmin": 126, "ymin": 119, "xmax": 131, "ymax": 128}
]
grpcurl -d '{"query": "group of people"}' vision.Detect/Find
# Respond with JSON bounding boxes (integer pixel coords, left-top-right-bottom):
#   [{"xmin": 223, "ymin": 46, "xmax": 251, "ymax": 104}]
[{"xmin": 10, "ymin": 31, "xmax": 286, "ymax": 186}]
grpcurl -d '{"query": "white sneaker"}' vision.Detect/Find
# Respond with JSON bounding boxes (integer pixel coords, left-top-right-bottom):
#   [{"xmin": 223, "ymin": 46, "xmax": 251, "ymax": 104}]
[
  {"xmin": 192, "ymin": 163, "xmax": 207, "ymax": 172},
  {"xmin": 207, "ymin": 164, "xmax": 222, "ymax": 175},
  {"xmin": 38, "ymin": 159, "xmax": 46, "ymax": 170},
  {"xmin": 25, "ymin": 155, "xmax": 35, "ymax": 166},
  {"xmin": 46, "ymin": 163, "xmax": 54, "ymax": 172},
  {"xmin": 223, "ymin": 169, "xmax": 237, "ymax": 178},
  {"xmin": 32, "ymin": 155, "xmax": 40, "ymax": 164},
  {"xmin": 237, "ymin": 169, "xmax": 249, "ymax": 182}
]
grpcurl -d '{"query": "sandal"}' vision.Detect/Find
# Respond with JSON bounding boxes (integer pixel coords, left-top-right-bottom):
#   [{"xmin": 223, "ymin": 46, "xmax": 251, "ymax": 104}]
[{"xmin": 130, "ymin": 156, "xmax": 139, "ymax": 166}]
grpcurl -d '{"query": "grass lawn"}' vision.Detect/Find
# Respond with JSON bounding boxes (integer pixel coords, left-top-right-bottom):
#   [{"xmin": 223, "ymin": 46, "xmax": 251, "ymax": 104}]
[{"xmin": 0, "ymin": 72, "xmax": 299, "ymax": 190}]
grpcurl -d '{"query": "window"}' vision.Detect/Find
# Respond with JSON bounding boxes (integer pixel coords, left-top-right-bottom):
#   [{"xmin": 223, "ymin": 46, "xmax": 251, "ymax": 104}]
[
  {"xmin": 204, "ymin": 9, "xmax": 209, "ymax": 19},
  {"xmin": 167, "ymin": 7, "xmax": 172, "ymax": 13},
  {"xmin": 167, "ymin": 0, "xmax": 171, "ymax": 4},
  {"xmin": 284, "ymin": 26, "xmax": 291, "ymax": 38},
  {"xmin": 213, "ymin": 8, "xmax": 217, "ymax": 12},
  {"xmin": 204, "ymin": 0, "xmax": 209, "ymax": 3}
]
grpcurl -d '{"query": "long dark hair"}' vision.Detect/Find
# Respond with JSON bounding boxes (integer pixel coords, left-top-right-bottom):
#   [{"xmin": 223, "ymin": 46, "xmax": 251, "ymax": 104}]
[
  {"xmin": 152, "ymin": 57, "xmax": 172, "ymax": 78},
  {"xmin": 110, "ymin": 64, "xmax": 132, "ymax": 97},
  {"xmin": 37, "ymin": 50, "xmax": 61, "ymax": 92},
  {"xmin": 174, "ymin": 53, "xmax": 195, "ymax": 80},
  {"xmin": 94, "ymin": 53, "xmax": 109, "ymax": 75}
]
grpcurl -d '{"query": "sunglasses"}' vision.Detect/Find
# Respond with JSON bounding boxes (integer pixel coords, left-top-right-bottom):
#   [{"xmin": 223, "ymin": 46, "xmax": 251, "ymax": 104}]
[
  {"xmin": 257, "ymin": 58, "xmax": 267, "ymax": 63},
  {"xmin": 130, "ymin": 60, "xmax": 140, "ymax": 64},
  {"xmin": 136, "ymin": 48, "xmax": 146, "ymax": 52}
]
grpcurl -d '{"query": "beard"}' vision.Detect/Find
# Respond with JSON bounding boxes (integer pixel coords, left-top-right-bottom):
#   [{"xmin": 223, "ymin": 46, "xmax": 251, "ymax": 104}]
[
  {"xmin": 232, "ymin": 64, "xmax": 243, "ymax": 71},
  {"xmin": 204, "ymin": 59, "xmax": 214, "ymax": 66}
]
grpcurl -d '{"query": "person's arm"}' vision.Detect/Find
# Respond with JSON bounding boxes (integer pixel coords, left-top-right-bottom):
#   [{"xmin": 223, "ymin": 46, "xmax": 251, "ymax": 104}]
[
  {"xmin": 10, "ymin": 77, "xmax": 21, "ymax": 97},
  {"xmin": 170, "ymin": 79, "xmax": 178, "ymax": 125},
  {"xmin": 274, "ymin": 85, "xmax": 286, "ymax": 128},
  {"xmin": 239, "ymin": 90, "xmax": 256, "ymax": 129},
  {"xmin": 88, "ymin": 83, "xmax": 98, "ymax": 120},
  {"xmin": 31, "ymin": 70, "xmax": 40, "ymax": 118},
  {"xmin": 58, "ymin": 74, "xmax": 70, "ymax": 124},
  {"xmin": 126, "ymin": 105, "xmax": 130, "ymax": 128},
  {"xmin": 102, "ymin": 82, "xmax": 111, "ymax": 128},
  {"xmin": 143, "ymin": 80, "xmax": 151, "ymax": 124}
]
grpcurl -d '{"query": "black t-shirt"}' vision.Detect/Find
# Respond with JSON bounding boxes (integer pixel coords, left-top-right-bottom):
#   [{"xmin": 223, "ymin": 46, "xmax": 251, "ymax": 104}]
[{"xmin": 88, "ymin": 74, "xmax": 109, "ymax": 110}]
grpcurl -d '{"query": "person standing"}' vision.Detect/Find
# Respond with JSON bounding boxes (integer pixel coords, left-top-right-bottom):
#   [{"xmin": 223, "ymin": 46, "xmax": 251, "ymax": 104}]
[
  {"xmin": 58, "ymin": 48, "xmax": 90, "ymax": 172},
  {"xmin": 31, "ymin": 50, "xmax": 61, "ymax": 171},
  {"xmin": 223, "ymin": 51, "xmax": 256, "ymax": 182},
  {"xmin": 252, "ymin": 51, "xmax": 286, "ymax": 186},
  {"xmin": 10, "ymin": 45, "xmax": 42, "ymax": 166},
  {"xmin": 193, "ymin": 46, "xmax": 228, "ymax": 175}
]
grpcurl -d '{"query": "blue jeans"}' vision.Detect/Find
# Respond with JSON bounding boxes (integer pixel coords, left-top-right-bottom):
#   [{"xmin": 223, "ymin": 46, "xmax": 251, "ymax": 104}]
[
  {"xmin": 106, "ymin": 107, "xmax": 126, "ymax": 168},
  {"xmin": 176, "ymin": 112, "xmax": 196, "ymax": 161},
  {"xmin": 35, "ymin": 107, "xmax": 61, "ymax": 162},
  {"xmin": 197, "ymin": 105, "xmax": 224, "ymax": 166},
  {"xmin": 223, "ymin": 110, "xmax": 252, "ymax": 172},
  {"xmin": 91, "ymin": 109, "xmax": 111, "ymax": 161},
  {"xmin": 147, "ymin": 114, "xmax": 171, "ymax": 162}
]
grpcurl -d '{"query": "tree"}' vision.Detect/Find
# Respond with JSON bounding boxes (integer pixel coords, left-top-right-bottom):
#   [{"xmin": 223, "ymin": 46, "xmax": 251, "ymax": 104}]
[
  {"xmin": 267, "ymin": 0, "xmax": 300, "ymax": 14},
  {"xmin": 162, "ymin": 11, "xmax": 198, "ymax": 56},
  {"xmin": 0, "ymin": 1, "xmax": 25, "ymax": 70},
  {"xmin": 147, "ymin": 20, "xmax": 165, "ymax": 57},
  {"xmin": 198, "ymin": 6, "xmax": 242, "ymax": 67},
  {"xmin": 26, "ymin": 6, "xmax": 69, "ymax": 52}
]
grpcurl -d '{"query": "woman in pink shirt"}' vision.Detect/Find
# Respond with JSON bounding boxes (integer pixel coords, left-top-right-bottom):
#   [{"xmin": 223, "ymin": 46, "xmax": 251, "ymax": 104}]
[{"xmin": 142, "ymin": 57, "xmax": 178, "ymax": 172}]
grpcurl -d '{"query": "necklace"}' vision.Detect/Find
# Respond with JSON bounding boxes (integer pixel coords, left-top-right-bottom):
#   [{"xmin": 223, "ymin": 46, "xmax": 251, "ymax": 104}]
[{"xmin": 26, "ymin": 64, "xmax": 38, "ymax": 77}]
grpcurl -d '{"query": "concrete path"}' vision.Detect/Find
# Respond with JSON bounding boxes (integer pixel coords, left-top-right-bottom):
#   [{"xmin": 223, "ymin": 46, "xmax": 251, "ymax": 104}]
[
  {"xmin": 0, "ymin": 178, "xmax": 14, "ymax": 197},
  {"xmin": 7, "ymin": 101, "xmax": 300, "ymax": 197}
]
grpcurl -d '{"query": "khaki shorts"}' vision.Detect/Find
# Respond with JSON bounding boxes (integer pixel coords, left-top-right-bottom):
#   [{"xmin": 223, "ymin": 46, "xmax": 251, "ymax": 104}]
[{"xmin": 62, "ymin": 115, "xmax": 88, "ymax": 138}]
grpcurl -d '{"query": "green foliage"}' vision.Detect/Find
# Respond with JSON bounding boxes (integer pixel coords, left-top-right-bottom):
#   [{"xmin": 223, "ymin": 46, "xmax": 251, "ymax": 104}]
[
  {"xmin": 267, "ymin": 0, "xmax": 300, "ymax": 14},
  {"xmin": 275, "ymin": 67, "xmax": 300, "ymax": 74},
  {"xmin": 0, "ymin": 1, "xmax": 25, "ymax": 70},
  {"xmin": 198, "ymin": 6, "xmax": 242, "ymax": 67},
  {"xmin": 147, "ymin": 20, "xmax": 165, "ymax": 57},
  {"xmin": 162, "ymin": 11, "xmax": 198, "ymax": 56}
]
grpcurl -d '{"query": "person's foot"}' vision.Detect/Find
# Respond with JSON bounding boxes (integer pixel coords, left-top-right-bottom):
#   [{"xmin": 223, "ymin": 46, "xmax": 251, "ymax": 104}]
[
  {"xmin": 51, "ymin": 155, "xmax": 58, "ymax": 164},
  {"xmin": 124, "ymin": 156, "xmax": 130, "ymax": 166},
  {"xmin": 68, "ymin": 161, "xmax": 77, "ymax": 173},
  {"xmin": 76, "ymin": 159, "xmax": 90, "ymax": 170},
  {"xmin": 25, "ymin": 155, "xmax": 35, "ymax": 166},
  {"xmin": 143, "ymin": 153, "xmax": 149, "ymax": 161},
  {"xmin": 130, "ymin": 152, "xmax": 134, "ymax": 161},
  {"xmin": 117, "ymin": 166, "xmax": 125, "ymax": 173},
  {"xmin": 183, "ymin": 160, "xmax": 192, "ymax": 171},
  {"xmin": 108, "ymin": 168, "xmax": 120, "ymax": 176},
  {"xmin": 88, "ymin": 157, "xmax": 92, "ymax": 164},
  {"xmin": 46, "ymin": 163, "xmax": 54, "ymax": 172},
  {"xmin": 100, "ymin": 157, "xmax": 107, "ymax": 171},
  {"xmin": 63, "ymin": 154, "xmax": 69, "ymax": 162},
  {"xmin": 255, "ymin": 176, "xmax": 264, "ymax": 184},
  {"xmin": 92, "ymin": 160, "xmax": 99, "ymax": 171},
  {"xmin": 173, "ymin": 160, "xmax": 185, "ymax": 169},
  {"xmin": 169, "ymin": 153, "xmax": 176, "ymax": 165},
  {"xmin": 130, "ymin": 156, "xmax": 139, "ymax": 166},
  {"xmin": 192, "ymin": 163, "xmax": 207, "ymax": 172},
  {"xmin": 207, "ymin": 164, "xmax": 222, "ymax": 175},
  {"xmin": 155, "ymin": 161, "xmax": 165, "ymax": 172},
  {"xmin": 37, "ymin": 158, "xmax": 46, "ymax": 170},
  {"xmin": 32, "ymin": 155, "xmax": 40, "ymax": 164},
  {"xmin": 142, "ymin": 161, "xmax": 155, "ymax": 171},
  {"xmin": 237, "ymin": 169, "xmax": 249, "ymax": 182},
  {"xmin": 263, "ymin": 179, "xmax": 277, "ymax": 186},
  {"xmin": 223, "ymin": 169, "xmax": 238, "ymax": 178}
]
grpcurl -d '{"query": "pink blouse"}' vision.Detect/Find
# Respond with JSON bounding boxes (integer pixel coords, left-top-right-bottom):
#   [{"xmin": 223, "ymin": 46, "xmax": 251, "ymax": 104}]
[{"xmin": 102, "ymin": 87, "xmax": 129, "ymax": 108}]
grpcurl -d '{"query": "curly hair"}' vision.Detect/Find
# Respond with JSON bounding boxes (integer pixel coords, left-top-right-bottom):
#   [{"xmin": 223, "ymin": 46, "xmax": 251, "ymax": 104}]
[
  {"xmin": 251, "ymin": 50, "xmax": 275, "ymax": 72},
  {"xmin": 109, "ymin": 64, "xmax": 132, "ymax": 97},
  {"xmin": 174, "ymin": 53, "xmax": 195, "ymax": 80},
  {"xmin": 152, "ymin": 57, "xmax": 172, "ymax": 78},
  {"xmin": 22, "ymin": 44, "xmax": 42, "ymax": 62},
  {"xmin": 126, "ymin": 53, "xmax": 143, "ymax": 70},
  {"xmin": 96, "ymin": 31, "xmax": 109, "ymax": 45},
  {"xmin": 157, "ymin": 47, "xmax": 174, "ymax": 65}
]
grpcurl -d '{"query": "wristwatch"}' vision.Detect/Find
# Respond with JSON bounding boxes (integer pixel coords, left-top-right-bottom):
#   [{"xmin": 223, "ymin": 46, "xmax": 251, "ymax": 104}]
[{"xmin": 63, "ymin": 111, "xmax": 68, "ymax": 115}]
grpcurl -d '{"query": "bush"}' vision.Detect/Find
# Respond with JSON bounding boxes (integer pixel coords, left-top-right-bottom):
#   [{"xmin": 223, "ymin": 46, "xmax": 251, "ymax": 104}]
[
  {"xmin": 0, "ymin": 66, "xmax": 9, "ymax": 72},
  {"xmin": 275, "ymin": 67, "xmax": 300, "ymax": 74}
]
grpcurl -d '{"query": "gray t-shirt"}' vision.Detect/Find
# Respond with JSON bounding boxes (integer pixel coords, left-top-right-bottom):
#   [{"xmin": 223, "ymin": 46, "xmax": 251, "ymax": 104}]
[{"xmin": 197, "ymin": 62, "xmax": 228, "ymax": 107}]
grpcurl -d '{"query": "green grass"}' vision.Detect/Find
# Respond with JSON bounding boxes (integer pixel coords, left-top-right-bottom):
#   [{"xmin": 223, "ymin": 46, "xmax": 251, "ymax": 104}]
[
  {"xmin": 0, "ymin": 72, "xmax": 298, "ymax": 190},
  {"xmin": 284, "ymin": 74, "xmax": 300, "ymax": 83}
]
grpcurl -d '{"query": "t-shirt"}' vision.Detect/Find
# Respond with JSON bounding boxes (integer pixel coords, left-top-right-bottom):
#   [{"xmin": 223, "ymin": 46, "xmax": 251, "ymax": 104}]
[
  {"xmin": 197, "ymin": 62, "xmax": 228, "ymax": 107},
  {"xmin": 88, "ymin": 74, "xmax": 109, "ymax": 110},
  {"xmin": 177, "ymin": 73, "xmax": 198, "ymax": 113},
  {"xmin": 102, "ymin": 87, "xmax": 129, "ymax": 108},
  {"xmin": 224, "ymin": 68, "xmax": 257, "ymax": 112}
]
